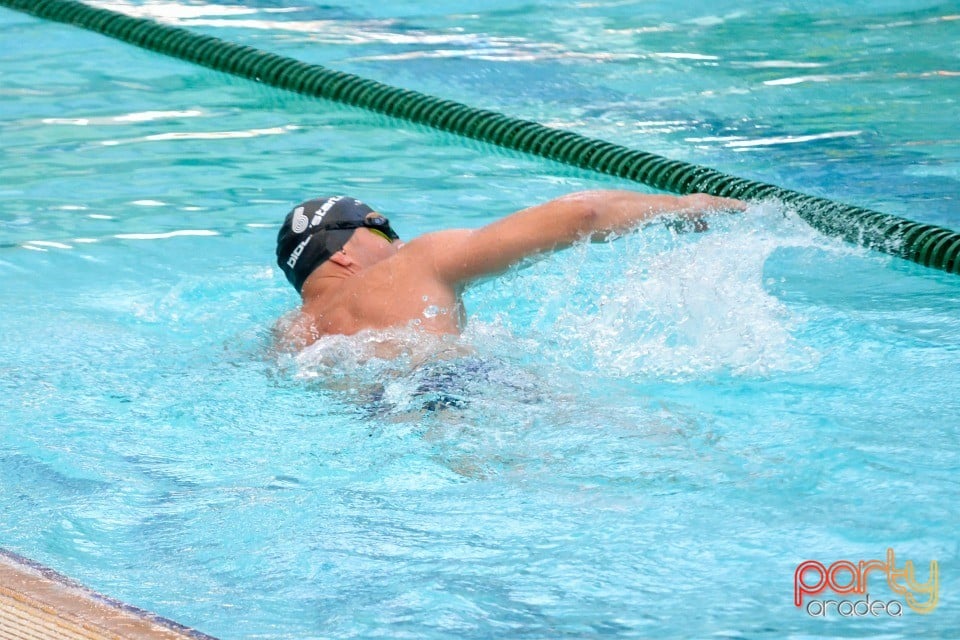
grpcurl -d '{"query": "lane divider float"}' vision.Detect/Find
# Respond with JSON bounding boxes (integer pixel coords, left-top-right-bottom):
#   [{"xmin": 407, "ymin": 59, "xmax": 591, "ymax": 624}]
[{"xmin": 4, "ymin": 0, "xmax": 957, "ymax": 274}]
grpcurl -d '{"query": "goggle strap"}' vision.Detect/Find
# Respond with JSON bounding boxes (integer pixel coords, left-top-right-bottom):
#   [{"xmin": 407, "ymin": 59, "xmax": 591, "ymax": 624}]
[{"xmin": 315, "ymin": 219, "xmax": 399, "ymax": 239}]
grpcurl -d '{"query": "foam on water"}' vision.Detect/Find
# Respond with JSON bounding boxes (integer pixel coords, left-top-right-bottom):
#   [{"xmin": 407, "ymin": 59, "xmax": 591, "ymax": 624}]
[
  {"xmin": 571, "ymin": 204, "xmax": 828, "ymax": 379},
  {"xmin": 466, "ymin": 203, "xmax": 839, "ymax": 379}
]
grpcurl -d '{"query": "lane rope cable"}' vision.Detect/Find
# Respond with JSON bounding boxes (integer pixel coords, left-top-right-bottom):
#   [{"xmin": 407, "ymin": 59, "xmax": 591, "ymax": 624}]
[{"xmin": 3, "ymin": 0, "xmax": 958, "ymax": 274}]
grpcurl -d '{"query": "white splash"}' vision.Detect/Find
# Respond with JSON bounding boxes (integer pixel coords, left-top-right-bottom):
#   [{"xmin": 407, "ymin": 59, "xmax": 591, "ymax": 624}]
[
  {"xmin": 114, "ymin": 230, "xmax": 219, "ymax": 240},
  {"xmin": 488, "ymin": 202, "xmax": 835, "ymax": 380}
]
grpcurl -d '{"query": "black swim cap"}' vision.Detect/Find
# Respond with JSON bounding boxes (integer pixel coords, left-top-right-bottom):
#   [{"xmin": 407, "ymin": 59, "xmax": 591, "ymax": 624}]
[{"xmin": 276, "ymin": 196, "xmax": 398, "ymax": 292}]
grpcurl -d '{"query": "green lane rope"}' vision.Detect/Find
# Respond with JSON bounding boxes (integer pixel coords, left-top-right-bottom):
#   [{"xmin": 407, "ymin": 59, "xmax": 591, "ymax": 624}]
[{"xmin": 4, "ymin": 0, "xmax": 958, "ymax": 274}]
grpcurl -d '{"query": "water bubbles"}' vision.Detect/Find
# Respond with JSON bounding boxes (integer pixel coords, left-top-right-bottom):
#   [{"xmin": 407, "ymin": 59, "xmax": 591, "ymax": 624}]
[
  {"xmin": 466, "ymin": 202, "xmax": 825, "ymax": 380},
  {"xmin": 423, "ymin": 305, "xmax": 441, "ymax": 318}
]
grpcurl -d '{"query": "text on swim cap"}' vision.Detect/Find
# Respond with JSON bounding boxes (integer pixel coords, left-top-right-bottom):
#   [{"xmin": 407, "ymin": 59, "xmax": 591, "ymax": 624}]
[
  {"xmin": 309, "ymin": 195, "xmax": 343, "ymax": 229},
  {"xmin": 286, "ymin": 235, "xmax": 311, "ymax": 269}
]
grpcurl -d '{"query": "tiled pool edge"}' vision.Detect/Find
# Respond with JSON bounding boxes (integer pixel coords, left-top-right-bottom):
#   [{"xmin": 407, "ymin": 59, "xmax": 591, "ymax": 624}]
[{"xmin": 0, "ymin": 548, "xmax": 218, "ymax": 640}]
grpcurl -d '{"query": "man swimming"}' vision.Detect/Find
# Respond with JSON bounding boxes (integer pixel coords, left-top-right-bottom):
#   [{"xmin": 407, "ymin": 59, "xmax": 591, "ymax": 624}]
[{"xmin": 275, "ymin": 191, "xmax": 746, "ymax": 349}]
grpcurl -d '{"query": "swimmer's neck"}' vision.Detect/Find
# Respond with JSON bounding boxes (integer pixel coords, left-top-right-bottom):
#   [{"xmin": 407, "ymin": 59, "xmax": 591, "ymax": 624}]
[
  {"xmin": 300, "ymin": 276, "xmax": 346, "ymax": 306},
  {"xmin": 299, "ymin": 260, "xmax": 359, "ymax": 301}
]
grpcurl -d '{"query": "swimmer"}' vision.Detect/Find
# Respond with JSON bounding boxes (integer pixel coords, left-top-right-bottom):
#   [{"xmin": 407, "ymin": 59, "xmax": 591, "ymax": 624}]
[{"xmin": 275, "ymin": 191, "xmax": 746, "ymax": 349}]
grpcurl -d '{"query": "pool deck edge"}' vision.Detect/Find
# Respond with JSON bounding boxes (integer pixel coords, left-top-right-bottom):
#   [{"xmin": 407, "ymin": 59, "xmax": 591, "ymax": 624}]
[{"xmin": 0, "ymin": 547, "xmax": 217, "ymax": 640}]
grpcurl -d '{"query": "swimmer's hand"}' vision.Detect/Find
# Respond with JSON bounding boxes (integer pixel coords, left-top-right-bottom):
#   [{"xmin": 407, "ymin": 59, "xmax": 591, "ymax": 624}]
[{"xmin": 664, "ymin": 194, "xmax": 747, "ymax": 233}]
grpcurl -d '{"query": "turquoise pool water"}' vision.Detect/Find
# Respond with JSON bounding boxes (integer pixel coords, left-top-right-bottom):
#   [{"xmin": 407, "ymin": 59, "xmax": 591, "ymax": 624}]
[{"xmin": 1, "ymin": 1, "xmax": 958, "ymax": 638}]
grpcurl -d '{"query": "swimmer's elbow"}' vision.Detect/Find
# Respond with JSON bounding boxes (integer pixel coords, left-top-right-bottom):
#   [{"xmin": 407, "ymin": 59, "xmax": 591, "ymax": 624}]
[
  {"xmin": 579, "ymin": 205, "xmax": 601, "ymax": 229},
  {"xmin": 571, "ymin": 203, "xmax": 624, "ymax": 243},
  {"xmin": 560, "ymin": 199, "xmax": 601, "ymax": 241},
  {"xmin": 562, "ymin": 191, "xmax": 634, "ymax": 241}
]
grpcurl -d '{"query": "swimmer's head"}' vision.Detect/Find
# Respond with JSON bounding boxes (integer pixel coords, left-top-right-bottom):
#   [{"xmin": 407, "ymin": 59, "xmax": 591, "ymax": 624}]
[{"xmin": 276, "ymin": 196, "xmax": 400, "ymax": 292}]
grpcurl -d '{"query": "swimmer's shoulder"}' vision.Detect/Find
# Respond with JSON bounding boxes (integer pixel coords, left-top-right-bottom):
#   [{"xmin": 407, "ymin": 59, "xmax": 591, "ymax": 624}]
[
  {"xmin": 400, "ymin": 229, "xmax": 473, "ymax": 255},
  {"xmin": 393, "ymin": 228, "xmax": 474, "ymax": 275}
]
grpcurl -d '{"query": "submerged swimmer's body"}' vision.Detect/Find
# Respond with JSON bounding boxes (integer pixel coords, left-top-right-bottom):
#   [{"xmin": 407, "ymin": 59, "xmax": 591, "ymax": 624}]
[{"xmin": 275, "ymin": 191, "xmax": 746, "ymax": 350}]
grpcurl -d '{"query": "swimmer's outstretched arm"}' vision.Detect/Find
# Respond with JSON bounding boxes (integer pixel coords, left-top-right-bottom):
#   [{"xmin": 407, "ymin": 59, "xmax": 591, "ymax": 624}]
[{"xmin": 410, "ymin": 190, "xmax": 746, "ymax": 285}]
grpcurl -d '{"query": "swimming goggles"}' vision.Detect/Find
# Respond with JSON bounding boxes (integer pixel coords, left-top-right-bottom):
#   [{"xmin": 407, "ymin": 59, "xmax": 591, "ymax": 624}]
[{"xmin": 320, "ymin": 212, "xmax": 400, "ymax": 242}]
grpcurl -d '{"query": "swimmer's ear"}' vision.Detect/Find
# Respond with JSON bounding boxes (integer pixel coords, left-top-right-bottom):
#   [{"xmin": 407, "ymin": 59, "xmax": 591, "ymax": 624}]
[{"xmin": 329, "ymin": 250, "xmax": 353, "ymax": 268}]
